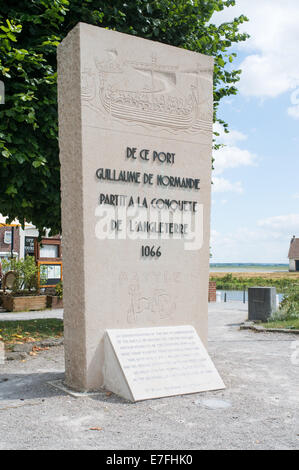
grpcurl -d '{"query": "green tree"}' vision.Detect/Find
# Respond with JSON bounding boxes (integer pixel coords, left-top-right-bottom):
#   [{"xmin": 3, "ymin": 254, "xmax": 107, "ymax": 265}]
[{"xmin": 0, "ymin": 0, "xmax": 249, "ymax": 234}]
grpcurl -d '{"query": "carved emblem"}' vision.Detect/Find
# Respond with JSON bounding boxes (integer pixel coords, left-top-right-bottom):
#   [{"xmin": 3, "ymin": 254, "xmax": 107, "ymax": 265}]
[{"xmin": 127, "ymin": 285, "xmax": 175, "ymax": 324}]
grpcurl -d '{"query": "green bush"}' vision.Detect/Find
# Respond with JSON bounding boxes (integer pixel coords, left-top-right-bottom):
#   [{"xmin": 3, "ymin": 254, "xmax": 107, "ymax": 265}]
[
  {"xmin": 55, "ymin": 281, "xmax": 63, "ymax": 299},
  {"xmin": 271, "ymin": 285, "xmax": 299, "ymax": 321},
  {"xmin": 211, "ymin": 275, "xmax": 298, "ymax": 293},
  {"xmin": 2, "ymin": 256, "xmax": 39, "ymax": 293}
]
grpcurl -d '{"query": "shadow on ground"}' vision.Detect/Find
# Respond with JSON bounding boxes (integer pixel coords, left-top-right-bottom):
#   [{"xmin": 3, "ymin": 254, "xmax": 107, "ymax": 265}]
[
  {"xmin": 0, "ymin": 372, "xmax": 131, "ymax": 406},
  {"xmin": 0, "ymin": 372, "xmax": 65, "ymax": 401}
]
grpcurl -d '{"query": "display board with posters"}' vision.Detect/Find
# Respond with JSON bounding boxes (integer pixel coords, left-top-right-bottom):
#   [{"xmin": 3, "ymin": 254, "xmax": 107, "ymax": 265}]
[{"xmin": 38, "ymin": 261, "xmax": 63, "ymax": 288}]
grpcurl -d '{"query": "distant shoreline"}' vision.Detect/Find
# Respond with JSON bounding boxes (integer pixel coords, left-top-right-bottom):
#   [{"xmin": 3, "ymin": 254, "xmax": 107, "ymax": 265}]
[{"xmin": 210, "ymin": 263, "xmax": 289, "ymax": 273}]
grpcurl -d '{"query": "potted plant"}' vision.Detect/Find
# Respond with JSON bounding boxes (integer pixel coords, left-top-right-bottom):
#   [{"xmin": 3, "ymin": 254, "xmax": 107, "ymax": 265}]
[
  {"xmin": 47, "ymin": 281, "xmax": 63, "ymax": 309},
  {"xmin": 1, "ymin": 256, "xmax": 47, "ymax": 312}
]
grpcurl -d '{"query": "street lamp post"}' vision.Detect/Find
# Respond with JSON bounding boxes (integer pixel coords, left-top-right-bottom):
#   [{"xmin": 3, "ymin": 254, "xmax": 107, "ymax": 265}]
[{"xmin": 10, "ymin": 226, "xmax": 14, "ymax": 259}]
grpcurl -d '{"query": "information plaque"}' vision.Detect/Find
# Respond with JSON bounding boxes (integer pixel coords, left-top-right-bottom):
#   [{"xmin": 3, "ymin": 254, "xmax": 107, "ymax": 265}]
[{"xmin": 104, "ymin": 325, "xmax": 225, "ymax": 401}]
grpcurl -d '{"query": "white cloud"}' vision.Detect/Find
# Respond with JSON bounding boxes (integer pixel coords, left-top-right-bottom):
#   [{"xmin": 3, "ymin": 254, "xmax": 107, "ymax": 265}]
[
  {"xmin": 288, "ymin": 106, "xmax": 299, "ymax": 119},
  {"xmin": 258, "ymin": 213, "xmax": 299, "ymax": 231},
  {"xmin": 212, "ymin": 176, "xmax": 243, "ymax": 193},
  {"xmin": 212, "ymin": 0, "xmax": 299, "ymax": 100},
  {"xmin": 238, "ymin": 54, "xmax": 293, "ymax": 98},
  {"xmin": 288, "ymin": 89, "xmax": 299, "ymax": 119},
  {"xmin": 214, "ymin": 122, "xmax": 247, "ymax": 146},
  {"xmin": 211, "ymin": 215, "xmax": 299, "ymax": 263},
  {"xmin": 293, "ymin": 193, "xmax": 299, "ymax": 199},
  {"xmin": 212, "ymin": 123, "xmax": 257, "ymax": 192},
  {"xmin": 213, "ymin": 145, "xmax": 256, "ymax": 176}
]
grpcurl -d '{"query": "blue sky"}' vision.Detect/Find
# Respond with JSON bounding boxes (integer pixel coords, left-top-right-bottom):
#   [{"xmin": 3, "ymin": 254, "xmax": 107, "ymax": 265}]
[{"xmin": 210, "ymin": 0, "xmax": 299, "ymax": 263}]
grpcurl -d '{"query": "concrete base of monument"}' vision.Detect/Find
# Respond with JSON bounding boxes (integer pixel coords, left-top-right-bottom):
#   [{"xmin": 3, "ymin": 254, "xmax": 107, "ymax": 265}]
[
  {"xmin": 48, "ymin": 380, "xmax": 104, "ymax": 398},
  {"xmin": 103, "ymin": 325, "xmax": 225, "ymax": 402}
]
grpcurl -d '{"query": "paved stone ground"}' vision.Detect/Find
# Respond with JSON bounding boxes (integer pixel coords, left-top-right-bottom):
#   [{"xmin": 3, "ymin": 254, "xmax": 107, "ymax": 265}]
[
  {"xmin": 0, "ymin": 302, "xmax": 298, "ymax": 450},
  {"xmin": 0, "ymin": 308, "xmax": 63, "ymax": 321}
]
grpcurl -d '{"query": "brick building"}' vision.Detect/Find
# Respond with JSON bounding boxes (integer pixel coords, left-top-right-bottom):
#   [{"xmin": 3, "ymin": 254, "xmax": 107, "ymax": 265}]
[
  {"xmin": 288, "ymin": 236, "xmax": 299, "ymax": 272},
  {"xmin": 0, "ymin": 216, "xmax": 62, "ymax": 260},
  {"xmin": 0, "ymin": 224, "xmax": 20, "ymax": 260},
  {"xmin": 0, "ymin": 216, "xmax": 62, "ymax": 288}
]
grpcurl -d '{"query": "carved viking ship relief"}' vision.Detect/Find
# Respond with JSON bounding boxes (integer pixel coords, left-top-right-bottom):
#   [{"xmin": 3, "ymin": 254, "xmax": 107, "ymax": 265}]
[{"xmin": 81, "ymin": 49, "xmax": 212, "ymax": 135}]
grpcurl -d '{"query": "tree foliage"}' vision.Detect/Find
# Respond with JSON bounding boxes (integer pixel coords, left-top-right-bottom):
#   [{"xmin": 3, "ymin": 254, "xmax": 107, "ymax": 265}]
[{"xmin": 0, "ymin": 0, "xmax": 249, "ymax": 234}]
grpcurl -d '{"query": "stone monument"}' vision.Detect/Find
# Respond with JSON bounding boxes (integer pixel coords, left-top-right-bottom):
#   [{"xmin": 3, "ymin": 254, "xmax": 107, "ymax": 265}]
[
  {"xmin": 248, "ymin": 287, "xmax": 277, "ymax": 322},
  {"xmin": 58, "ymin": 23, "xmax": 214, "ymax": 392}
]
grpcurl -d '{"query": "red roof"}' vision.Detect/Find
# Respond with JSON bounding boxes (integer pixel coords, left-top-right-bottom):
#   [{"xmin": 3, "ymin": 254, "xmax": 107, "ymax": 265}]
[{"xmin": 288, "ymin": 238, "xmax": 299, "ymax": 259}]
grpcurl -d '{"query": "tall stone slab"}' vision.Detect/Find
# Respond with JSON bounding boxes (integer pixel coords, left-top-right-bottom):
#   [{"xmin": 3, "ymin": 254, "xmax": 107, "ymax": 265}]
[{"xmin": 58, "ymin": 23, "xmax": 214, "ymax": 391}]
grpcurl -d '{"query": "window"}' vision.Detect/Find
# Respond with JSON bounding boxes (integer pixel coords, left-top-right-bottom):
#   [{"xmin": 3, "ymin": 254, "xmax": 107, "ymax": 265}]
[
  {"xmin": 24, "ymin": 237, "xmax": 36, "ymax": 257},
  {"xmin": 4, "ymin": 231, "xmax": 12, "ymax": 244},
  {"xmin": 39, "ymin": 244, "xmax": 59, "ymax": 259}
]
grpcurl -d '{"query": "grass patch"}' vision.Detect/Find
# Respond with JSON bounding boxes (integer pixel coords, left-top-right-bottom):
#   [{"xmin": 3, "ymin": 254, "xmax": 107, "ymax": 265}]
[
  {"xmin": 0, "ymin": 319, "xmax": 63, "ymax": 345},
  {"xmin": 260, "ymin": 318, "xmax": 299, "ymax": 330}
]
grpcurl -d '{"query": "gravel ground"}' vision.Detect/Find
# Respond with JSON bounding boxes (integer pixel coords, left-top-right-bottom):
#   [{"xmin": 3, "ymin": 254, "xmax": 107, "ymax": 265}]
[{"xmin": 0, "ymin": 302, "xmax": 298, "ymax": 450}]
